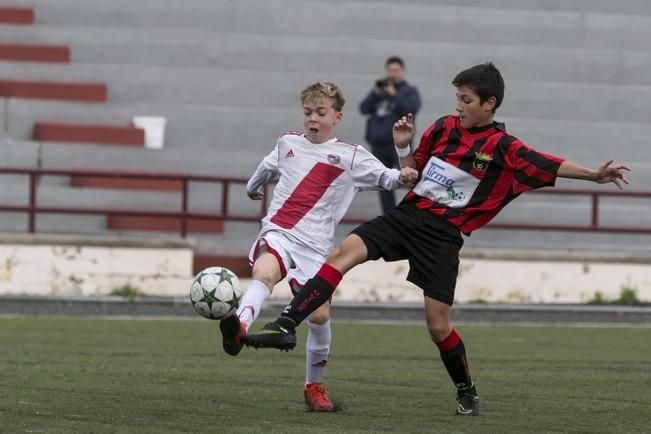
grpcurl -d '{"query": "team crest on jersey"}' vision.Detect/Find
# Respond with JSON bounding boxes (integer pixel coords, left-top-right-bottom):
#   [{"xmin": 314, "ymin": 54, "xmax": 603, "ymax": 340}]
[
  {"xmin": 472, "ymin": 152, "xmax": 492, "ymax": 171},
  {"xmin": 285, "ymin": 149, "xmax": 295, "ymax": 158},
  {"xmin": 327, "ymin": 154, "xmax": 341, "ymax": 165}
]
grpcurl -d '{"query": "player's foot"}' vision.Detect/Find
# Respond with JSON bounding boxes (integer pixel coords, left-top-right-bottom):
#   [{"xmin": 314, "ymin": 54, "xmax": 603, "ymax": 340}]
[
  {"xmin": 219, "ymin": 314, "xmax": 246, "ymax": 356},
  {"xmin": 244, "ymin": 319, "xmax": 296, "ymax": 351},
  {"xmin": 304, "ymin": 383, "xmax": 335, "ymax": 412},
  {"xmin": 455, "ymin": 390, "xmax": 479, "ymax": 416}
]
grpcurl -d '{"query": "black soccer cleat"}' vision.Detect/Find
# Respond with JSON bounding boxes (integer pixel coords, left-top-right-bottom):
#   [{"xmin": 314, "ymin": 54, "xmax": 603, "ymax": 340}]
[
  {"xmin": 244, "ymin": 320, "xmax": 297, "ymax": 351},
  {"xmin": 219, "ymin": 314, "xmax": 246, "ymax": 356},
  {"xmin": 455, "ymin": 391, "xmax": 480, "ymax": 416}
]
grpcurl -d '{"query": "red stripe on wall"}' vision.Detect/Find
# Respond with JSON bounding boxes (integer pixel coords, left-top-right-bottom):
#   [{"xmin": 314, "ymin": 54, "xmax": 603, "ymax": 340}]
[
  {"xmin": 270, "ymin": 162, "xmax": 343, "ymax": 229},
  {"xmin": 33, "ymin": 122, "xmax": 144, "ymax": 145},
  {"xmin": 0, "ymin": 43, "xmax": 70, "ymax": 62},
  {"xmin": 0, "ymin": 7, "xmax": 33, "ymax": 24},
  {"xmin": 0, "ymin": 79, "xmax": 107, "ymax": 102}
]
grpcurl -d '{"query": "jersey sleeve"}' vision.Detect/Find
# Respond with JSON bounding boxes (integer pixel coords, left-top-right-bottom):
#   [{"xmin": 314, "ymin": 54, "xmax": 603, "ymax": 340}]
[
  {"xmin": 350, "ymin": 145, "xmax": 401, "ymax": 191},
  {"xmin": 504, "ymin": 139, "xmax": 565, "ymax": 194},
  {"xmin": 412, "ymin": 116, "xmax": 447, "ymax": 172},
  {"xmin": 246, "ymin": 141, "xmax": 280, "ymax": 193}
]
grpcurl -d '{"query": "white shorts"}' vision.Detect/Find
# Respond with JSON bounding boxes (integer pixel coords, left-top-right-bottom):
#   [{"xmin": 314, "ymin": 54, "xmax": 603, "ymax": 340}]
[{"xmin": 248, "ymin": 230, "xmax": 327, "ymax": 292}]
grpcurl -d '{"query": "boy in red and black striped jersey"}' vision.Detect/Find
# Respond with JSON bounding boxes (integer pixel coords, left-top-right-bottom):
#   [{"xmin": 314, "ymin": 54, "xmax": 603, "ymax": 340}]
[{"xmin": 246, "ymin": 63, "xmax": 630, "ymax": 416}]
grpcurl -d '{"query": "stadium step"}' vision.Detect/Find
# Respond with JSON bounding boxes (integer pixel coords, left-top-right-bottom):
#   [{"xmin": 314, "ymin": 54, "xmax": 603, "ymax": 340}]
[
  {"xmin": 0, "ymin": 139, "xmax": 40, "ymax": 167},
  {"xmin": 0, "ymin": 43, "xmax": 69, "ymax": 63},
  {"xmin": 192, "ymin": 254, "xmax": 250, "ymax": 276},
  {"xmin": 107, "ymin": 215, "xmax": 224, "ymax": 234},
  {"xmin": 4, "ymin": 61, "xmax": 651, "ymax": 124},
  {"xmin": 33, "ymin": 121, "xmax": 144, "ymax": 146},
  {"xmin": 0, "ymin": 79, "xmax": 106, "ymax": 102},
  {"xmin": 70, "ymin": 176, "xmax": 183, "ymax": 191},
  {"xmin": 5, "ymin": 25, "xmax": 651, "ymax": 87},
  {"xmin": 18, "ymin": 0, "xmax": 651, "ymax": 51},
  {"xmin": 0, "ymin": 6, "xmax": 33, "ymax": 24}
]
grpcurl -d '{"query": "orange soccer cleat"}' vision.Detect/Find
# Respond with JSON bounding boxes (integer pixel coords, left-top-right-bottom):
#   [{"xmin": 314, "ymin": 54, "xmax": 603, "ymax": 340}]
[
  {"xmin": 304, "ymin": 383, "xmax": 335, "ymax": 412},
  {"xmin": 219, "ymin": 314, "xmax": 246, "ymax": 356}
]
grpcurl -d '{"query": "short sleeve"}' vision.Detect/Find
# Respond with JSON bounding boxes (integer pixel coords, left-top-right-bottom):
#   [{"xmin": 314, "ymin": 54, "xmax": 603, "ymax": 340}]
[{"xmin": 504, "ymin": 140, "xmax": 564, "ymax": 194}]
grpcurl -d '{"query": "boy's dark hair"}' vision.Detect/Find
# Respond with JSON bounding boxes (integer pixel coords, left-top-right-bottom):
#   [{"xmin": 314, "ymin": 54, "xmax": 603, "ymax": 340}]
[
  {"xmin": 452, "ymin": 63, "xmax": 504, "ymax": 112},
  {"xmin": 385, "ymin": 56, "xmax": 405, "ymax": 68}
]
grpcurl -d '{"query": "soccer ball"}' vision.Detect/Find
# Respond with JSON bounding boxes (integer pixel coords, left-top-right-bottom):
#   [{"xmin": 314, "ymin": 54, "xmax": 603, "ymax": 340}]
[{"xmin": 190, "ymin": 266, "xmax": 242, "ymax": 320}]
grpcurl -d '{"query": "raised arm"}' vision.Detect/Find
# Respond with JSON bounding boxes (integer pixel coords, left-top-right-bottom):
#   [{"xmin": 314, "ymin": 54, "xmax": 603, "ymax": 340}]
[
  {"xmin": 558, "ymin": 159, "xmax": 630, "ymax": 190},
  {"xmin": 393, "ymin": 113, "xmax": 418, "ymax": 170}
]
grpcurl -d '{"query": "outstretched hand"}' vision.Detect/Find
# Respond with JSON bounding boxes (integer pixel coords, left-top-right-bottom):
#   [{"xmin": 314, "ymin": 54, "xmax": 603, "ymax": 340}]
[
  {"xmin": 393, "ymin": 113, "xmax": 415, "ymax": 149},
  {"xmin": 398, "ymin": 167, "xmax": 419, "ymax": 185},
  {"xmin": 594, "ymin": 160, "xmax": 630, "ymax": 190}
]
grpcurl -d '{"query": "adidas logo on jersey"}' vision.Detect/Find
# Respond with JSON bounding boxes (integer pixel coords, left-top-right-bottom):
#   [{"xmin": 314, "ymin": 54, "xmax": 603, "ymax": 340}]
[{"xmin": 286, "ymin": 149, "xmax": 295, "ymax": 158}]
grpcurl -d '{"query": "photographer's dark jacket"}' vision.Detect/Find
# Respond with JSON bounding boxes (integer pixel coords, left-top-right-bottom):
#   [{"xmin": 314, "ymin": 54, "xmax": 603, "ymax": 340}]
[{"xmin": 359, "ymin": 80, "xmax": 421, "ymax": 149}]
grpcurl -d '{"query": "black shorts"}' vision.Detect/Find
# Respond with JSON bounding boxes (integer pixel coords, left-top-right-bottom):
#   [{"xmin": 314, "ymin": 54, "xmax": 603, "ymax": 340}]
[{"xmin": 350, "ymin": 202, "xmax": 463, "ymax": 305}]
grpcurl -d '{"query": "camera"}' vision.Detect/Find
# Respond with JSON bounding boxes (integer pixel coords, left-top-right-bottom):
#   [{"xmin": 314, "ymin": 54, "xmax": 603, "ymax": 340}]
[{"xmin": 375, "ymin": 78, "xmax": 393, "ymax": 88}]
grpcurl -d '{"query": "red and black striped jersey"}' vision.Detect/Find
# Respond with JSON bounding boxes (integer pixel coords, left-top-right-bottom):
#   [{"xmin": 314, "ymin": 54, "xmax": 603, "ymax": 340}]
[{"xmin": 403, "ymin": 115, "xmax": 564, "ymax": 235}]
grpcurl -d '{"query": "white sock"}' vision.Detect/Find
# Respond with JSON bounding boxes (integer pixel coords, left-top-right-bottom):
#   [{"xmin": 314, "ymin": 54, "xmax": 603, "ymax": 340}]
[
  {"xmin": 305, "ymin": 320, "xmax": 331, "ymax": 385},
  {"xmin": 236, "ymin": 280, "xmax": 270, "ymax": 331}
]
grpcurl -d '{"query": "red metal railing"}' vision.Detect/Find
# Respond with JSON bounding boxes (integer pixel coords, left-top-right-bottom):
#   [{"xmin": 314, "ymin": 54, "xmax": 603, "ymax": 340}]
[
  {"xmin": 487, "ymin": 188, "xmax": 651, "ymax": 234},
  {"xmin": 1, "ymin": 167, "xmax": 650, "ymax": 236},
  {"xmin": 0, "ymin": 167, "xmax": 268, "ymax": 238}
]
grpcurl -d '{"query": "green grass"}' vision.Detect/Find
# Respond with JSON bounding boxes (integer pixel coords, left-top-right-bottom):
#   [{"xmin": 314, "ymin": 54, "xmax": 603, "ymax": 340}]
[{"xmin": 1, "ymin": 318, "xmax": 650, "ymax": 433}]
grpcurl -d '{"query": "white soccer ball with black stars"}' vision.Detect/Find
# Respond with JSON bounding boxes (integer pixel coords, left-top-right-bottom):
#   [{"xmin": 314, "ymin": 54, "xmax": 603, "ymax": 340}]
[{"xmin": 190, "ymin": 266, "xmax": 242, "ymax": 320}]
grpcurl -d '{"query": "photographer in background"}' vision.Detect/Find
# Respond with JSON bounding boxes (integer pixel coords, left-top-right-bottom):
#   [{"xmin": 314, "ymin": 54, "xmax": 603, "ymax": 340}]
[{"xmin": 360, "ymin": 56, "xmax": 421, "ymax": 213}]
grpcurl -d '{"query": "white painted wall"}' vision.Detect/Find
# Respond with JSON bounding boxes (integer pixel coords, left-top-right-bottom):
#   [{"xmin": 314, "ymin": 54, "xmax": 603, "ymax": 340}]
[
  {"xmin": 262, "ymin": 250, "xmax": 651, "ymax": 304},
  {"xmin": 0, "ymin": 234, "xmax": 193, "ymax": 296},
  {"xmin": 1, "ymin": 234, "xmax": 649, "ymax": 304}
]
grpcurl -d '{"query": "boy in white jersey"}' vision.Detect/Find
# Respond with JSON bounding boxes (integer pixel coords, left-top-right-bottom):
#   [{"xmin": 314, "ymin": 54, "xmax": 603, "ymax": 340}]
[{"xmin": 219, "ymin": 81, "xmax": 418, "ymax": 411}]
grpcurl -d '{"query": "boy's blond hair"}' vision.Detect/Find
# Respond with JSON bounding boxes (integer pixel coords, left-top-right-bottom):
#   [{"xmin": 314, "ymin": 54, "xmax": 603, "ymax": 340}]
[{"xmin": 300, "ymin": 81, "xmax": 345, "ymax": 112}]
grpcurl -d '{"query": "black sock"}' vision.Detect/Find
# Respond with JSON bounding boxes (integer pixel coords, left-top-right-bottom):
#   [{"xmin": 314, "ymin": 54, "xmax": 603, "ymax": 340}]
[
  {"xmin": 277, "ymin": 275, "xmax": 336, "ymax": 329},
  {"xmin": 436, "ymin": 330, "xmax": 475, "ymax": 394},
  {"xmin": 277, "ymin": 264, "xmax": 342, "ymax": 328}
]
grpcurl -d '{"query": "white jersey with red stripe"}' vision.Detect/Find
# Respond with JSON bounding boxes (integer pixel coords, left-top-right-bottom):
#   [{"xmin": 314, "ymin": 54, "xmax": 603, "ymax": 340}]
[{"xmin": 247, "ymin": 132, "xmax": 401, "ymax": 257}]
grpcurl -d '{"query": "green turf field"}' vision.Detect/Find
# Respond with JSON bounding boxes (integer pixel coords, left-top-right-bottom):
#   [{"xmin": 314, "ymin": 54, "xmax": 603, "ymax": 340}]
[{"xmin": 1, "ymin": 317, "xmax": 649, "ymax": 433}]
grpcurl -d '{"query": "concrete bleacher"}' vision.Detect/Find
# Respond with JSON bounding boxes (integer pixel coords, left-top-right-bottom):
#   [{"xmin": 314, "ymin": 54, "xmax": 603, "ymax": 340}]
[{"xmin": 1, "ymin": 0, "xmax": 650, "ymax": 259}]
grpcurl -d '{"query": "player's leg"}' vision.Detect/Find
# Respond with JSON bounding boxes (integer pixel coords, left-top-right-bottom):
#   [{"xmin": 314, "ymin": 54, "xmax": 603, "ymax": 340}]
[
  {"xmin": 246, "ymin": 206, "xmax": 412, "ymax": 350},
  {"xmin": 220, "ymin": 236, "xmax": 287, "ymax": 356},
  {"xmin": 287, "ymin": 232, "xmax": 370, "ymax": 320},
  {"xmin": 400, "ymin": 208, "xmax": 478, "ymax": 415},
  {"xmin": 285, "ymin": 245, "xmax": 336, "ymax": 411},
  {"xmin": 424, "ymin": 297, "xmax": 479, "ymax": 416},
  {"xmin": 238, "ymin": 251, "xmax": 284, "ymax": 329},
  {"xmin": 220, "ymin": 251, "xmax": 282, "ymax": 356},
  {"xmin": 305, "ymin": 303, "xmax": 332, "ymax": 387},
  {"xmin": 245, "ymin": 233, "xmax": 367, "ymax": 349},
  {"xmin": 304, "ymin": 302, "xmax": 335, "ymax": 412}
]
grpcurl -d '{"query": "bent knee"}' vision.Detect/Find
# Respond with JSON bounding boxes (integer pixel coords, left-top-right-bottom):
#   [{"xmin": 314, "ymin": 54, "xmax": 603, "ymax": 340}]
[
  {"xmin": 250, "ymin": 272, "xmax": 276, "ymax": 292},
  {"xmin": 326, "ymin": 244, "xmax": 346, "ymax": 263},
  {"xmin": 325, "ymin": 235, "xmax": 368, "ymax": 273},
  {"xmin": 427, "ymin": 322, "xmax": 452, "ymax": 343},
  {"xmin": 308, "ymin": 305, "xmax": 331, "ymax": 325}
]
